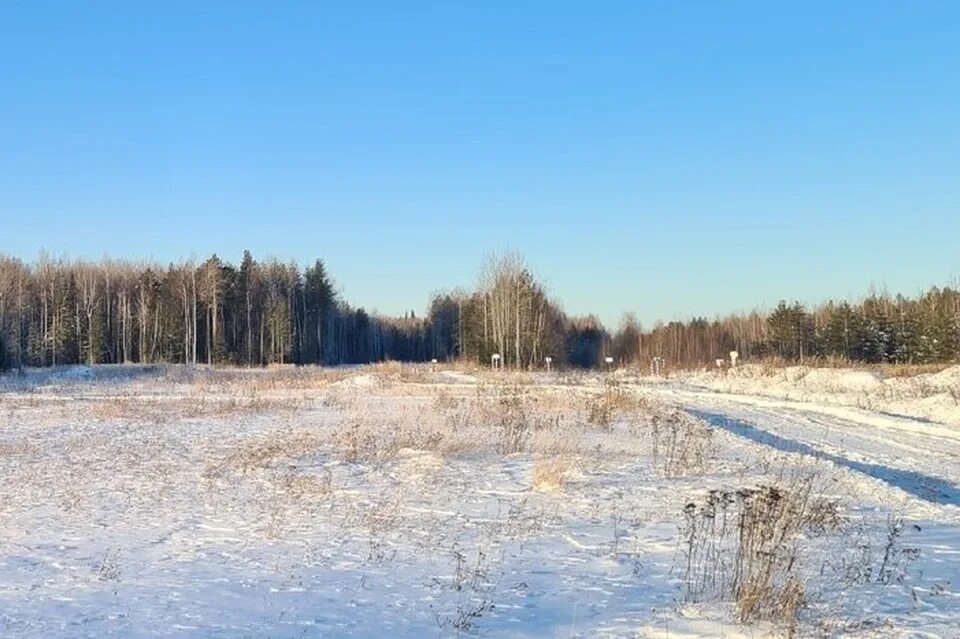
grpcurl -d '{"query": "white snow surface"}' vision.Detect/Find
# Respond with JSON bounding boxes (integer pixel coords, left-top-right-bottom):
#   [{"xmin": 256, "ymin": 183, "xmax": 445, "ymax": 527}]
[
  {"xmin": 0, "ymin": 365, "xmax": 958, "ymax": 637},
  {"xmin": 652, "ymin": 364, "xmax": 960, "ymax": 428}
]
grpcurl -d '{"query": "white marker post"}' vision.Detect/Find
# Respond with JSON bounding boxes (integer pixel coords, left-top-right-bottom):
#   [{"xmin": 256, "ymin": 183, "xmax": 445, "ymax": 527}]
[
  {"xmin": 544, "ymin": 356, "xmax": 552, "ymax": 372},
  {"xmin": 652, "ymin": 356, "xmax": 665, "ymax": 376},
  {"xmin": 729, "ymin": 351, "xmax": 739, "ymax": 367}
]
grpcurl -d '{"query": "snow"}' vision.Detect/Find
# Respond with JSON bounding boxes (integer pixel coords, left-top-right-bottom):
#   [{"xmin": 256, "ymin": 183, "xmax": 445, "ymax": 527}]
[
  {"xmin": 437, "ymin": 370, "xmax": 479, "ymax": 385},
  {"xmin": 1, "ymin": 365, "xmax": 958, "ymax": 637},
  {"xmin": 661, "ymin": 364, "xmax": 960, "ymax": 428},
  {"xmin": 331, "ymin": 372, "xmax": 378, "ymax": 388}
]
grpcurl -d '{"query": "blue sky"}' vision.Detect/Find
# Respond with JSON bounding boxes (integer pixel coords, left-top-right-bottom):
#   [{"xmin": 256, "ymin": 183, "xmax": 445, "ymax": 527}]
[{"xmin": 2, "ymin": 2, "xmax": 958, "ymax": 327}]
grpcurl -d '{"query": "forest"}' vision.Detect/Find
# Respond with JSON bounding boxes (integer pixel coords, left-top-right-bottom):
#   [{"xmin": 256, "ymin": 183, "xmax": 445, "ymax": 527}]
[{"xmin": 0, "ymin": 251, "xmax": 957, "ymax": 371}]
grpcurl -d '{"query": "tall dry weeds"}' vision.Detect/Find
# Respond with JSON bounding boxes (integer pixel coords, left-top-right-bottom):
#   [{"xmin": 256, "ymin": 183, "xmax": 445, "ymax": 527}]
[
  {"xmin": 648, "ymin": 409, "xmax": 714, "ymax": 477},
  {"xmin": 680, "ymin": 475, "xmax": 840, "ymax": 633}
]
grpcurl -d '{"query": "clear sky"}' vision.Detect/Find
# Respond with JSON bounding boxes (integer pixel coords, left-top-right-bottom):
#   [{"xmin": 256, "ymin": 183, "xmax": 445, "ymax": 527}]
[{"xmin": 2, "ymin": 2, "xmax": 958, "ymax": 327}]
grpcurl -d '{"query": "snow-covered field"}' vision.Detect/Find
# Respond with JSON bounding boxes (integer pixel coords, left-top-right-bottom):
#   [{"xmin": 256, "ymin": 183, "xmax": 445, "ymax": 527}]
[{"xmin": 1, "ymin": 364, "xmax": 958, "ymax": 637}]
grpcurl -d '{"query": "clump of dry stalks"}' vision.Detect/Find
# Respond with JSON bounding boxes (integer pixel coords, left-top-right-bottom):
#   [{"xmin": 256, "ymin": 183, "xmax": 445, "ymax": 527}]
[
  {"xmin": 647, "ymin": 408, "xmax": 715, "ymax": 477},
  {"xmin": 202, "ymin": 429, "xmax": 326, "ymax": 478},
  {"xmin": 335, "ymin": 413, "xmax": 472, "ymax": 463},
  {"xmin": 531, "ymin": 456, "xmax": 573, "ymax": 491},
  {"xmin": 680, "ymin": 473, "xmax": 841, "ymax": 633},
  {"xmin": 585, "ymin": 381, "xmax": 639, "ymax": 428}
]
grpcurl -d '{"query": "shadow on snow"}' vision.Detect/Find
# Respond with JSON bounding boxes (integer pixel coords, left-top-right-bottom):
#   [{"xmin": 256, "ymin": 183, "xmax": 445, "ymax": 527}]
[{"xmin": 688, "ymin": 409, "xmax": 960, "ymax": 507}]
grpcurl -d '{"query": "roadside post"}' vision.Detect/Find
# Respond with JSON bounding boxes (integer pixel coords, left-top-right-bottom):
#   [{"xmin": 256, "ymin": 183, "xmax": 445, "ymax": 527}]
[{"xmin": 651, "ymin": 356, "xmax": 665, "ymax": 376}]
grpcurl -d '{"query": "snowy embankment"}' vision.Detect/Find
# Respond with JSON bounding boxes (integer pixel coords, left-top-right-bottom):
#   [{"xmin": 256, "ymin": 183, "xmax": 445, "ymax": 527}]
[{"xmin": 662, "ymin": 364, "xmax": 960, "ymax": 428}]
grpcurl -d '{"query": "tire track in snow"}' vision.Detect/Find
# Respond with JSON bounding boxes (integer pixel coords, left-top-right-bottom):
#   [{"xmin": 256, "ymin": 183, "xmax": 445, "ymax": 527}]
[
  {"xmin": 638, "ymin": 384, "xmax": 960, "ymax": 507},
  {"xmin": 688, "ymin": 408, "xmax": 960, "ymax": 506}
]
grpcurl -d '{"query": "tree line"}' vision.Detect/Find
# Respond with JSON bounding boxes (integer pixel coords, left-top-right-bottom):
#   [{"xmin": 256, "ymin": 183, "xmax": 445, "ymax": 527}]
[
  {"xmin": 1, "ymin": 251, "xmax": 957, "ymax": 371},
  {"xmin": 608, "ymin": 289, "xmax": 960, "ymax": 368},
  {"xmin": 0, "ymin": 252, "xmax": 442, "ymax": 370}
]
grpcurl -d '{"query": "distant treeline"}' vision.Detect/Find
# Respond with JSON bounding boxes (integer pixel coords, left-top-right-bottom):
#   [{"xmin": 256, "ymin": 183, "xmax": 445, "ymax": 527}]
[
  {"xmin": 611, "ymin": 288, "xmax": 960, "ymax": 369},
  {"xmin": 0, "ymin": 251, "xmax": 602, "ymax": 370},
  {"xmin": 0, "ymin": 251, "xmax": 957, "ymax": 371},
  {"xmin": 0, "ymin": 251, "xmax": 426, "ymax": 369}
]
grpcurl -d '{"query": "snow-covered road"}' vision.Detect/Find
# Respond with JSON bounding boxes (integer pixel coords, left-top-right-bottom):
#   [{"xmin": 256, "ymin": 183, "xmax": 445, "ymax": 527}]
[
  {"xmin": 629, "ymin": 380, "xmax": 960, "ymax": 635},
  {"xmin": 640, "ymin": 382, "xmax": 960, "ymax": 508}
]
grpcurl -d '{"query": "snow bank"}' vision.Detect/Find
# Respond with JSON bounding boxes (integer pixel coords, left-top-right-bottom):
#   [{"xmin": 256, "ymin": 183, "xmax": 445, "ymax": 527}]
[
  {"xmin": 52, "ymin": 365, "xmax": 96, "ymax": 381},
  {"xmin": 437, "ymin": 370, "xmax": 478, "ymax": 384},
  {"xmin": 330, "ymin": 373, "xmax": 378, "ymax": 388},
  {"xmin": 0, "ymin": 364, "xmax": 174, "ymax": 392},
  {"xmin": 0, "ymin": 365, "xmax": 94, "ymax": 386}
]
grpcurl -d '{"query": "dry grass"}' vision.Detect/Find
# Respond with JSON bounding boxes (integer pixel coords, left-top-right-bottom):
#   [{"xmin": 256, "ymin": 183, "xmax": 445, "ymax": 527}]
[
  {"xmin": 85, "ymin": 393, "xmax": 300, "ymax": 424},
  {"xmin": 165, "ymin": 365, "xmax": 356, "ymax": 391},
  {"xmin": 3, "ymin": 367, "xmax": 684, "ymax": 491},
  {"xmin": 0, "ymin": 438, "xmax": 34, "ymax": 456},
  {"xmin": 2, "ymin": 364, "xmax": 899, "ymax": 635},
  {"xmin": 585, "ymin": 381, "xmax": 639, "ymax": 429},
  {"xmin": 334, "ymin": 411, "xmax": 483, "ymax": 464},
  {"xmin": 326, "ymin": 375, "xmax": 658, "ymax": 467},
  {"xmin": 35, "ymin": 367, "xmax": 350, "ymax": 426},
  {"xmin": 335, "ymin": 416, "xmax": 407, "ymax": 463},
  {"xmin": 743, "ymin": 356, "xmax": 955, "ymax": 379},
  {"xmin": 643, "ymin": 355, "xmax": 957, "ymax": 379},
  {"xmin": 646, "ymin": 408, "xmax": 715, "ymax": 478},
  {"xmin": 531, "ymin": 456, "xmax": 572, "ymax": 492},
  {"xmin": 680, "ymin": 471, "xmax": 841, "ymax": 633},
  {"xmin": 803, "ymin": 357, "xmax": 954, "ymax": 378},
  {"xmin": 276, "ymin": 469, "xmax": 333, "ymax": 501},
  {"xmin": 203, "ymin": 429, "xmax": 326, "ymax": 478}
]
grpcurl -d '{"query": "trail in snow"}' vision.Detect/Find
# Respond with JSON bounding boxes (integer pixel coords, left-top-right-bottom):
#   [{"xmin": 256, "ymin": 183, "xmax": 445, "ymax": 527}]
[
  {"xmin": 690, "ymin": 409, "xmax": 960, "ymax": 506},
  {"xmin": 640, "ymin": 382, "xmax": 960, "ymax": 508}
]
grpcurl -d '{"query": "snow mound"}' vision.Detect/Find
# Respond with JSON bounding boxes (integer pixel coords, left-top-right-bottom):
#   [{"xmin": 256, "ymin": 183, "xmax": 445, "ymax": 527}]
[
  {"xmin": 437, "ymin": 371, "xmax": 478, "ymax": 384},
  {"xmin": 726, "ymin": 365, "xmax": 882, "ymax": 392},
  {"xmin": 802, "ymin": 368, "xmax": 883, "ymax": 392},
  {"xmin": 930, "ymin": 365, "xmax": 960, "ymax": 386},
  {"xmin": 393, "ymin": 448, "xmax": 446, "ymax": 478},
  {"xmin": 676, "ymin": 364, "xmax": 960, "ymax": 428},
  {"xmin": 331, "ymin": 373, "xmax": 378, "ymax": 388},
  {"xmin": 55, "ymin": 365, "xmax": 95, "ymax": 381}
]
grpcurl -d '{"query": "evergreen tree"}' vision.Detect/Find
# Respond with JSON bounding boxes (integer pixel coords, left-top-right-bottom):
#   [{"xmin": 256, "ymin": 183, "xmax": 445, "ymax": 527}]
[{"xmin": 303, "ymin": 259, "xmax": 335, "ymax": 364}]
